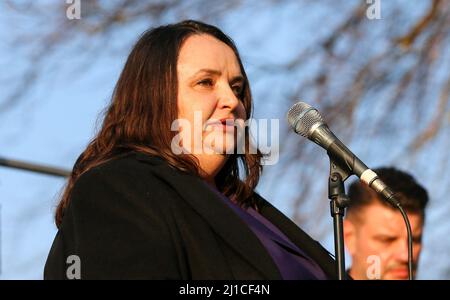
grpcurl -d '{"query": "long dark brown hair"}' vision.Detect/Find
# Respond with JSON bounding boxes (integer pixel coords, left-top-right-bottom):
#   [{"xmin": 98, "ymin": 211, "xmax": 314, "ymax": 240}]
[{"xmin": 55, "ymin": 20, "xmax": 264, "ymax": 228}]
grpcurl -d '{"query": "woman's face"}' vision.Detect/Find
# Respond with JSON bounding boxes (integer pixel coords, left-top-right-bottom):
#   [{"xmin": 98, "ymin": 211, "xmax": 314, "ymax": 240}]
[{"xmin": 176, "ymin": 34, "xmax": 247, "ymax": 182}]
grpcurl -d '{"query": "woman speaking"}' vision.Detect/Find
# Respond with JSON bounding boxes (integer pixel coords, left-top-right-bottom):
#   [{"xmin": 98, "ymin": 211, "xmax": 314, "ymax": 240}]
[{"xmin": 44, "ymin": 20, "xmax": 337, "ymax": 280}]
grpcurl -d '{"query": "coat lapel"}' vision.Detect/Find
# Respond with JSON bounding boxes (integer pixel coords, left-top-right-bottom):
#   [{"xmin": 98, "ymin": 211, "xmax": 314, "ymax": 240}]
[{"xmin": 135, "ymin": 153, "xmax": 282, "ymax": 279}]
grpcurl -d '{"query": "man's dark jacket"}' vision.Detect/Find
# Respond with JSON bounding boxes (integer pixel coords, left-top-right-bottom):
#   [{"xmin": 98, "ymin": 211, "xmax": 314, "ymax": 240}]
[{"xmin": 44, "ymin": 152, "xmax": 338, "ymax": 279}]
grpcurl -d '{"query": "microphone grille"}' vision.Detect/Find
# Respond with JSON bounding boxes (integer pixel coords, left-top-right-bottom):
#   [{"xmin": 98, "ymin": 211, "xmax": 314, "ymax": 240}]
[{"xmin": 287, "ymin": 102, "xmax": 324, "ymax": 137}]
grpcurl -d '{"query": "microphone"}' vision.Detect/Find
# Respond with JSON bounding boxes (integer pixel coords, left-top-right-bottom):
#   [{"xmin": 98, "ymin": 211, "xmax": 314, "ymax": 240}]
[
  {"xmin": 287, "ymin": 101, "xmax": 400, "ymax": 208},
  {"xmin": 288, "ymin": 101, "xmax": 414, "ymax": 281}
]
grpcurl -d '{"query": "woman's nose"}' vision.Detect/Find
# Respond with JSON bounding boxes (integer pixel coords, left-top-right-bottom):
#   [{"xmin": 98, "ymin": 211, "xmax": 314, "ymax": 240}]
[{"xmin": 217, "ymin": 85, "xmax": 240, "ymax": 111}]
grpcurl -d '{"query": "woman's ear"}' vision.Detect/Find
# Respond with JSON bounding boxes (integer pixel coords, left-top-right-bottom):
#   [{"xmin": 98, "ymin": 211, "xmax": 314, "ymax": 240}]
[{"xmin": 343, "ymin": 218, "xmax": 357, "ymax": 256}]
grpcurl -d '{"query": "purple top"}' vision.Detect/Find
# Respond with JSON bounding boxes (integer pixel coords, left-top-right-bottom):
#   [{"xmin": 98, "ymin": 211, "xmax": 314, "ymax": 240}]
[{"xmin": 208, "ymin": 184, "xmax": 328, "ymax": 280}]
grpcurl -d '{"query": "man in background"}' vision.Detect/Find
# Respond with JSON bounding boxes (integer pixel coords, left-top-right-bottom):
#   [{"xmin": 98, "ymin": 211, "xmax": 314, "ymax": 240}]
[{"xmin": 344, "ymin": 167, "xmax": 429, "ymax": 280}]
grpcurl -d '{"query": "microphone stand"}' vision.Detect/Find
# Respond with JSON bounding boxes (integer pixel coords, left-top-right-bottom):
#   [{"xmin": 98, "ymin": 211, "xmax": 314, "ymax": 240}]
[
  {"xmin": 0, "ymin": 156, "xmax": 70, "ymax": 178},
  {"xmin": 328, "ymin": 156, "xmax": 351, "ymax": 280}
]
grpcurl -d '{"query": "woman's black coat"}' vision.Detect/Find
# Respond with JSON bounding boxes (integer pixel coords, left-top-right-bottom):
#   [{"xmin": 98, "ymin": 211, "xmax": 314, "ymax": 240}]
[{"xmin": 44, "ymin": 152, "xmax": 337, "ymax": 279}]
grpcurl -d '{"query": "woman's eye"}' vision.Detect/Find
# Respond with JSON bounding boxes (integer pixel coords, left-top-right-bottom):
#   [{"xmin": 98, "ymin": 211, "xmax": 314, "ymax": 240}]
[
  {"xmin": 232, "ymin": 85, "xmax": 243, "ymax": 96},
  {"xmin": 198, "ymin": 79, "xmax": 214, "ymax": 87}
]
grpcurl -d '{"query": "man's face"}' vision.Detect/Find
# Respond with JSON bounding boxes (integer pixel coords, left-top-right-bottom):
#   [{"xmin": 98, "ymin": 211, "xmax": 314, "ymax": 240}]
[{"xmin": 344, "ymin": 201, "xmax": 423, "ymax": 280}]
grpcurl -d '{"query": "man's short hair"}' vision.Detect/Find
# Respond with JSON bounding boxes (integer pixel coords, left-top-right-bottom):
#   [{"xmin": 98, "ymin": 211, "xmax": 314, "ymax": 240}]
[{"xmin": 347, "ymin": 167, "xmax": 429, "ymax": 219}]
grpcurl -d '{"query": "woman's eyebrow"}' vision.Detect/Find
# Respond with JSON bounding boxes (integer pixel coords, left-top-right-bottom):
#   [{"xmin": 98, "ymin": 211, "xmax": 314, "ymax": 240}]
[{"xmin": 193, "ymin": 68, "xmax": 221, "ymax": 77}]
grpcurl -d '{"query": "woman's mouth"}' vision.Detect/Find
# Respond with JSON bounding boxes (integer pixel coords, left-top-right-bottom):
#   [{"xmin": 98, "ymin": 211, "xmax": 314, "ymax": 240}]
[{"xmin": 204, "ymin": 119, "xmax": 236, "ymax": 132}]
